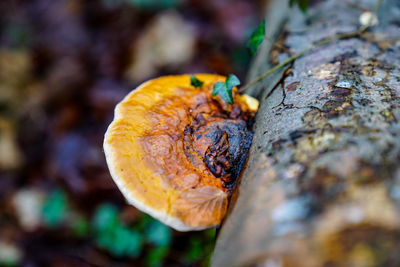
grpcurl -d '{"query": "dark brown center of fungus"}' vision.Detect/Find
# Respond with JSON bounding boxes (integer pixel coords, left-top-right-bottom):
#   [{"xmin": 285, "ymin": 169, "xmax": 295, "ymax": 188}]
[{"xmin": 183, "ymin": 111, "xmax": 253, "ymax": 189}]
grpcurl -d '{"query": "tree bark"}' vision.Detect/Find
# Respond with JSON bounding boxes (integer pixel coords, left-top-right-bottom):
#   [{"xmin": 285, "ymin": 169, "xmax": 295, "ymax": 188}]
[{"xmin": 212, "ymin": 0, "xmax": 400, "ymax": 266}]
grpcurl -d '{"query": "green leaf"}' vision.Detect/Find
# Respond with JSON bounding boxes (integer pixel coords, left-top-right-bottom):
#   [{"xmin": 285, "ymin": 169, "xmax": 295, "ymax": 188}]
[
  {"xmin": 92, "ymin": 203, "xmax": 143, "ymax": 258},
  {"xmin": 226, "ymin": 74, "xmax": 241, "ymax": 89},
  {"xmin": 111, "ymin": 226, "xmax": 143, "ymax": 258},
  {"xmin": 92, "ymin": 203, "xmax": 119, "ymax": 232},
  {"xmin": 190, "ymin": 74, "xmax": 204, "ymax": 88},
  {"xmin": 247, "ymin": 20, "xmax": 265, "ymax": 55},
  {"xmin": 212, "ymin": 82, "xmax": 233, "ymax": 104},
  {"xmin": 146, "ymin": 221, "xmax": 172, "ymax": 247},
  {"xmin": 42, "ymin": 189, "xmax": 68, "ymax": 228},
  {"xmin": 96, "ymin": 224, "xmax": 143, "ymax": 258},
  {"xmin": 212, "ymin": 74, "xmax": 241, "ymax": 105}
]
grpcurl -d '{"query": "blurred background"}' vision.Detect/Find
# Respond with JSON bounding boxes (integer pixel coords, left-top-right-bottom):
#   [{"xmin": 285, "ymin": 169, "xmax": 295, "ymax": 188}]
[{"xmin": 0, "ymin": 0, "xmax": 267, "ymax": 266}]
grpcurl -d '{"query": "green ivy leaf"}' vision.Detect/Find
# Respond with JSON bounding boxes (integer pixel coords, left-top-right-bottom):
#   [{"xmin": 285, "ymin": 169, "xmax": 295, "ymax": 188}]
[
  {"xmin": 42, "ymin": 189, "xmax": 68, "ymax": 228},
  {"xmin": 226, "ymin": 74, "xmax": 241, "ymax": 89},
  {"xmin": 111, "ymin": 226, "xmax": 143, "ymax": 258},
  {"xmin": 289, "ymin": 0, "xmax": 309, "ymax": 13},
  {"xmin": 190, "ymin": 74, "xmax": 204, "ymax": 88},
  {"xmin": 212, "ymin": 82, "xmax": 233, "ymax": 104},
  {"xmin": 212, "ymin": 74, "xmax": 241, "ymax": 105},
  {"xmin": 247, "ymin": 20, "xmax": 265, "ymax": 55}
]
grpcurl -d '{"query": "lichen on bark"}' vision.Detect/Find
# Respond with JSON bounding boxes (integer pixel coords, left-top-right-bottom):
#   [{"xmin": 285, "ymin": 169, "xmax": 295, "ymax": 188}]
[{"xmin": 212, "ymin": 0, "xmax": 400, "ymax": 266}]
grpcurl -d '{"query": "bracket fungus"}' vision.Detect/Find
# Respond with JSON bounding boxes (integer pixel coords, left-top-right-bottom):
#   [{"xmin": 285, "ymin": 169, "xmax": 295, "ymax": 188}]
[{"xmin": 104, "ymin": 74, "xmax": 258, "ymax": 231}]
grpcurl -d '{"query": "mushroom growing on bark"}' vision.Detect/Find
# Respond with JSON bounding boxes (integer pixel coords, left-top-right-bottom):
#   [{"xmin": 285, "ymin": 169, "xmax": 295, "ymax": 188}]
[{"xmin": 104, "ymin": 74, "xmax": 258, "ymax": 231}]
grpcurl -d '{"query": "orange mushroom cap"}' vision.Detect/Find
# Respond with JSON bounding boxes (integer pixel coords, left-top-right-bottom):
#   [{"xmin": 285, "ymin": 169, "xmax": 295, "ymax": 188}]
[{"xmin": 104, "ymin": 74, "xmax": 258, "ymax": 231}]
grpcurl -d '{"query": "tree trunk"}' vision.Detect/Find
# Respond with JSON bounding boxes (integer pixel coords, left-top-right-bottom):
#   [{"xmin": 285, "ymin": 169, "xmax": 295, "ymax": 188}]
[{"xmin": 212, "ymin": 0, "xmax": 400, "ymax": 266}]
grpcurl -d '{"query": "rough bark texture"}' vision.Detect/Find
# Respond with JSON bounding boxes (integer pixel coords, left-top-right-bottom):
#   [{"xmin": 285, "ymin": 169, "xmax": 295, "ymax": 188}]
[{"xmin": 212, "ymin": 0, "xmax": 400, "ymax": 266}]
